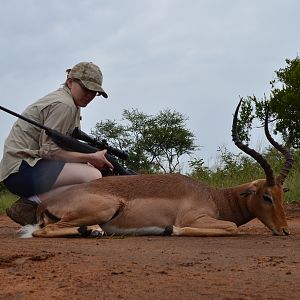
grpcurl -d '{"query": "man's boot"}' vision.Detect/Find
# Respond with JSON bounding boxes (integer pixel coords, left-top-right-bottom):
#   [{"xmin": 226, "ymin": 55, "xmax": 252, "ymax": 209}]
[{"xmin": 6, "ymin": 198, "xmax": 38, "ymax": 226}]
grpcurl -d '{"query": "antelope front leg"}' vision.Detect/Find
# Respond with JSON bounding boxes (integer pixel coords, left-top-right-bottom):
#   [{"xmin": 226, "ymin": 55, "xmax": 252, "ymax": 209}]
[
  {"xmin": 33, "ymin": 223, "xmax": 104, "ymax": 238},
  {"xmin": 172, "ymin": 216, "xmax": 238, "ymax": 237}
]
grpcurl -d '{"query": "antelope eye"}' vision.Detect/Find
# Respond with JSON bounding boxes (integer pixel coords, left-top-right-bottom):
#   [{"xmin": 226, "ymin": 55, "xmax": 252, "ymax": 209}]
[{"xmin": 263, "ymin": 194, "xmax": 273, "ymax": 204}]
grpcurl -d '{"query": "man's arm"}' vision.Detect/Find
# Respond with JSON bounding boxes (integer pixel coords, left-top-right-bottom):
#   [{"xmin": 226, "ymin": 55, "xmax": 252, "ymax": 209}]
[{"xmin": 43, "ymin": 148, "xmax": 113, "ymax": 170}]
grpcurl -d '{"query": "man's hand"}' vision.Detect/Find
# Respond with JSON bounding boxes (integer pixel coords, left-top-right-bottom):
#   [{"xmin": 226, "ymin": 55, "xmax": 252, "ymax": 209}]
[
  {"xmin": 47, "ymin": 149, "xmax": 114, "ymax": 170},
  {"xmin": 88, "ymin": 149, "xmax": 114, "ymax": 170}
]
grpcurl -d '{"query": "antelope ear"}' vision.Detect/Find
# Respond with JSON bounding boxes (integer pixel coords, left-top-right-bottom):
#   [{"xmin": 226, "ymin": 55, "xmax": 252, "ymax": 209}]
[
  {"xmin": 283, "ymin": 187, "xmax": 289, "ymax": 193},
  {"xmin": 240, "ymin": 188, "xmax": 256, "ymax": 197}
]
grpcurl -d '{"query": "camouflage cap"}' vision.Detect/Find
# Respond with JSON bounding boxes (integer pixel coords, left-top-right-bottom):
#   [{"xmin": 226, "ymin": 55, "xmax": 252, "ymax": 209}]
[{"xmin": 68, "ymin": 62, "xmax": 108, "ymax": 98}]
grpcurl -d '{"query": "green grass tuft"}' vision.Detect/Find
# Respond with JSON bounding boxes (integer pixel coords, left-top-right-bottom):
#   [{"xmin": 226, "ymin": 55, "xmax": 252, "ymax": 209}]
[{"xmin": 0, "ymin": 191, "xmax": 17, "ymax": 214}]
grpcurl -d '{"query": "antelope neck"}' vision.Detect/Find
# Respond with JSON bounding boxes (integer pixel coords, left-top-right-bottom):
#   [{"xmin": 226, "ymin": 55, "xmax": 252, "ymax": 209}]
[{"xmin": 213, "ymin": 188, "xmax": 255, "ymax": 226}]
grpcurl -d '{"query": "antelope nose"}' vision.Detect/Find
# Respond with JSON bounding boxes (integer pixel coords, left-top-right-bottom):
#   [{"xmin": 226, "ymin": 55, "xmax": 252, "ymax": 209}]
[{"xmin": 272, "ymin": 228, "xmax": 289, "ymax": 236}]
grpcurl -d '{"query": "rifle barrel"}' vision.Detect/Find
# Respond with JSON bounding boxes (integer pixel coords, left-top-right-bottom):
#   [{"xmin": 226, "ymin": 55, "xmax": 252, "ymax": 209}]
[{"xmin": 0, "ymin": 105, "xmax": 48, "ymax": 131}]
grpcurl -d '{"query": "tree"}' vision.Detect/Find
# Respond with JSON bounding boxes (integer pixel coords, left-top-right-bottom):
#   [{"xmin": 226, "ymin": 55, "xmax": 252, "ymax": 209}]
[
  {"xmin": 238, "ymin": 57, "xmax": 300, "ymax": 147},
  {"xmin": 91, "ymin": 108, "xmax": 197, "ymax": 173},
  {"xmin": 269, "ymin": 57, "xmax": 300, "ymax": 147}
]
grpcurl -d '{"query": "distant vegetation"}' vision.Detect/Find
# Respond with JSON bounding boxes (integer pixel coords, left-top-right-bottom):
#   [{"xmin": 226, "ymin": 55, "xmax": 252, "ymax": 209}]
[{"xmin": 189, "ymin": 146, "xmax": 300, "ymax": 203}]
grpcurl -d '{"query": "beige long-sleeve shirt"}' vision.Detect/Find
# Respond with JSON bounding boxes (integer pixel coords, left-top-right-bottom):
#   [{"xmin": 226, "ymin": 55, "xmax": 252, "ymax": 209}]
[{"xmin": 0, "ymin": 86, "xmax": 81, "ymax": 181}]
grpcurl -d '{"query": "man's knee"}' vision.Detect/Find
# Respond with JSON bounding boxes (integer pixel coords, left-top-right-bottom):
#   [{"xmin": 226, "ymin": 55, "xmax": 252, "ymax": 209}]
[
  {"xmin": 77, "ymin": 164, "xmax": 102, "ymax": 182},
  {"xmin": 54, "ymin": 163, "xmax": 102, "ymax": 186},
  {"xmin": 86, "ymin": 166, "xmax": 102, "ymax": 181}
]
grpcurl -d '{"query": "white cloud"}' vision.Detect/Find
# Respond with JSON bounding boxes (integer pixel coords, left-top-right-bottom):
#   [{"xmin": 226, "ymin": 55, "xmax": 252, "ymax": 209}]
[{"xmin": 1, "ymin": 0, "xmax": 300, "ymax": 168}]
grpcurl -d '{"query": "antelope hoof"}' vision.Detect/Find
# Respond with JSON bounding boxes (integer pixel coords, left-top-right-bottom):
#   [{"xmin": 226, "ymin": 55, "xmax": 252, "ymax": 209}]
[
  {"xmin": 78, "ymin": 226, "xmax": 92, "ymax": 237},
  {"xmin": 272, "ymin": 228, "xmax": 290, "ymax": 236},
  {"xmin": 283, "ymin": 228, "xmax": 290, "ymax": 236},
  {"xmin": 163, "ymin": 225, "xmax": 173, "ymax": 236},
  {"xmin": 78, "ymin": 226, "xmax": 104, "ymax": 238},
  {"xmin": 90, "ymin": 229, "xmax": 104, "ymax": 238}
]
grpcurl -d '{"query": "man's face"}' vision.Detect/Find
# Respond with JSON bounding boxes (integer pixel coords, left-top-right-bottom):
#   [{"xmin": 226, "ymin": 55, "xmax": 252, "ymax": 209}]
[{"xmin": 69, "ymin": 79, "xmax": 97, "ymax": 107}]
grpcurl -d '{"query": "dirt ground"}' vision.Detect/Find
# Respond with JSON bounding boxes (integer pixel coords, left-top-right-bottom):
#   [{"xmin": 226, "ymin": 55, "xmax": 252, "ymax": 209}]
[{"xmin": 0, "ymin": 204, "xmax": 299, "ymax": 300}]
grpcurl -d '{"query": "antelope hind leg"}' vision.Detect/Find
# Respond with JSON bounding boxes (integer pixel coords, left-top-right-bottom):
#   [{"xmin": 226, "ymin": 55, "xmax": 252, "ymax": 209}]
[
  {"xmin": 172, "ymin": 216, "xmax": 238, "ymax": 237},
  {"xmin": 33, "ymin": 223, "xmax": 104, "ymax": 238}
]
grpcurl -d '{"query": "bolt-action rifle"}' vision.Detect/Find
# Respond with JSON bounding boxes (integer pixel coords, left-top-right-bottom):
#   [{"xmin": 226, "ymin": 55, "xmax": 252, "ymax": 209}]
[{"xmin": 0, "ymin": 105, "xmax": 137, "ymax": 176}]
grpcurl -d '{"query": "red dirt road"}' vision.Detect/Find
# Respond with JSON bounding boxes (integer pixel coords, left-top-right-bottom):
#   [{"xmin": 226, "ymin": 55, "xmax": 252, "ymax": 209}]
[{"xmin": 0, "ymin": 204, "xmax": 300, "ymax": 300}]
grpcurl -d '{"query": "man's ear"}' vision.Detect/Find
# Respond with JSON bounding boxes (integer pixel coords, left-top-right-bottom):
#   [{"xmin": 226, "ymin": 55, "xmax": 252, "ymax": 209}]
[{"xmin": 66, "ymin": 78, "xmax": 73, "ymax": 89}]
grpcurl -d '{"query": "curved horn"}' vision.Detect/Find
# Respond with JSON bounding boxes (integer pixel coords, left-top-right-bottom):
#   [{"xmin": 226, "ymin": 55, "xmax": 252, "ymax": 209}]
[
  {"xmin": 232, "ymin": 99, "xmax": 275, "ymax": 186},
  {"xmin": 264, "ymin": 105, "xmax": 294, "ymax": 185}
]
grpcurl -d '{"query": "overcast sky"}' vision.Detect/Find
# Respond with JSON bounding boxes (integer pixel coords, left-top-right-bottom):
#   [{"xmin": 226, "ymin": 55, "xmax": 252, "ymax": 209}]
[{"xmin": 0, "ymin": 0, "xmax": 299, "ymax": 169}]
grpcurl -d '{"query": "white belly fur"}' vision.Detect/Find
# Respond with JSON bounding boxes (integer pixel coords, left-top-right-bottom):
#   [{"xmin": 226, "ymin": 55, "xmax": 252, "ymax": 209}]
[{"xmin": 101, "ymin": 224, "xmax": 166, "ymax": 236}]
